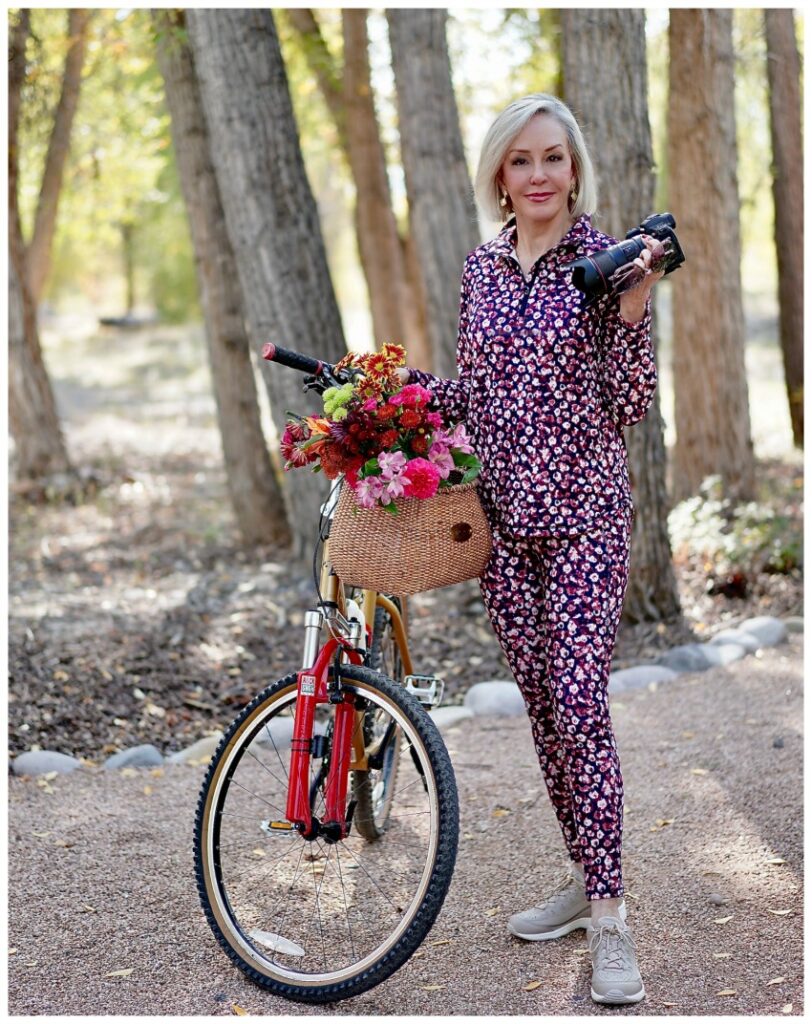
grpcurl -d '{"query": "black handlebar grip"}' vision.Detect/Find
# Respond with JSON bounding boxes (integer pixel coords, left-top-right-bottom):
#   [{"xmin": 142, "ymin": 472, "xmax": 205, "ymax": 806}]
[{"xmin": 262, "ymin": 342, "xmax": 327, "ymax": 376}]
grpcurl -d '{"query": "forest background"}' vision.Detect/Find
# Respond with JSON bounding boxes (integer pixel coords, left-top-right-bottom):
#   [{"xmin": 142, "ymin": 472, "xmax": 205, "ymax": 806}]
[{"xmin": 8, "ymin": 7, "xmax": 805, "ymax": 760}]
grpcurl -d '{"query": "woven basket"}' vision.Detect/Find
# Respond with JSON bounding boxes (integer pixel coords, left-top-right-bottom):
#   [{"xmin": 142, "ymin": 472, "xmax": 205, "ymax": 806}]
[{"xmin": 329, "ymin": 478, "xmax": 493, "ymax": 595}]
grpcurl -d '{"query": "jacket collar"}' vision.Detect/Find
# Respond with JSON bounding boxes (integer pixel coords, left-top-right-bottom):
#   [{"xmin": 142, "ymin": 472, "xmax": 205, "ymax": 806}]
[{"xmin": 482, "ymin": 213, "xmax": 594, "ymax": 267}]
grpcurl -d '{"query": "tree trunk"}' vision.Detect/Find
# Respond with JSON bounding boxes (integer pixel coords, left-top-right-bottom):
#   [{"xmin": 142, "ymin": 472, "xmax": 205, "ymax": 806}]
[
  {"xmin": 27, "ymin": 8, "xmax": 90, "ymax": 304},
  {"xmin": 764, "ymin": 9, "xmax": 803, "ymax": 449},
  {"xmin": 284, "ymin": 8, "xmax": 429, "ymax": 366},
  {"xmin": 387, "ymin": 9, "xmax": 480, "ymax": 378},
  {"xmin": 342, "ymin": 9, "xmax": 414, "ymax": 352},
  {"xmin": 155, "ymin": 9, "xmax": 291, "ymax": 549},
  {"xmin": 561, "ymin": 8, "xmax": 682, "ymax": 625},
  {"xmin": 667, "ymin": 10, "xmax": 755, "ymax": 502},
  {"xmin": 186, "ymin": 9, "xmax": 348, "ymax": 563},
  {"xmin": 8, "ymin": 8, "xmax": 72, "ymax": 482}
]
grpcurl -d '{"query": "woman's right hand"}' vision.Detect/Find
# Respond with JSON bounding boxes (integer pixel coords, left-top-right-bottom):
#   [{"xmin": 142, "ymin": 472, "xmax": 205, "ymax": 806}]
[{"xmin": 394, "ymin": 367, "xmax": 410, "ymax": 385}]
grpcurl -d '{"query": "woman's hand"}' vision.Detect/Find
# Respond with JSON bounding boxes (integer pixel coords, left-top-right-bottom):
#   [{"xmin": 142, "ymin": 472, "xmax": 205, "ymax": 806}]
[
  {"xmin": 394, "ymin": 367, "xmax": 410, "ymax": 385},
  {"xmin": 618, "ymin": 233, "xmax": 666, "ymax": 323}
]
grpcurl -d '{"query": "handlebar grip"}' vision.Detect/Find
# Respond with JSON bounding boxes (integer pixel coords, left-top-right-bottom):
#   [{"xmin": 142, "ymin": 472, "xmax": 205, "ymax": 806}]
[{"xmin": 262, "ymin": 342, "xmax": 327, "ymax": 376}]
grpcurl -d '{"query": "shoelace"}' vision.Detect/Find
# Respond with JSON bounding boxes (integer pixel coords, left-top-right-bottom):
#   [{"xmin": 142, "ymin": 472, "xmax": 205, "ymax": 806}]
[
  {"xmin": 588, "ymin": 920, "xmax": 637, "ymax": 972},
  {"xmin": 540, "ymin": 871, "xmax": 579, "ymax": 906}
]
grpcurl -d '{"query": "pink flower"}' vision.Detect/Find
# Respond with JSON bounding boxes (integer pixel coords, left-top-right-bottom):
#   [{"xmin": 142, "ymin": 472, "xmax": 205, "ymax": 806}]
[
  {"xmin": 377, "ymin": 450, "xmax": 408, "ymax": 479},
  {"xmin": 427, "ymin": 447, "xmax": 455, "ymax": 479},
  {"xmin": 425, "ymin": 411, "xmax": 443, "ymax": 429},
  {"xmin": 391, "ymin": 383, "xmax": 433, "ymax": 408},
  {"xmin": 281, "ymin": 422, "xmax": 317, "ymax": 469},
  {"xmin": 402, "ymin": 458, "xmax": 441, "ymax": 499},
  {"xmin": 353, "ymin": 475, "xmax": 385, "ymax": 509},
  {"xmin": 447, "ymin": 422, "xmax": 474, "ymax": 454},
  {"xmin": 362, "ymin": 397, "xmax": 378, "ymax": 412}
]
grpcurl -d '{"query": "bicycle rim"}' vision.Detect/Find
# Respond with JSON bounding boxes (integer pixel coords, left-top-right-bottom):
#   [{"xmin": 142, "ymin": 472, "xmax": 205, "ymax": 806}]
[{"xmin": 195, "ymin": 665, "xmax": 458, "ymax": 1002}]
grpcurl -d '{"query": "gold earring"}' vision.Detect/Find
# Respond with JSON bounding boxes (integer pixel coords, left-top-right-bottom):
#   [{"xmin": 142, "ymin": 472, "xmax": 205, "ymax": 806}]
[
  {"xmin": 570, "ymin": 183, "xmax": 578, "ymax": 202},
  {"xmin": 499, "ymin": 191, "xmax": 509, "ymax": 208}
]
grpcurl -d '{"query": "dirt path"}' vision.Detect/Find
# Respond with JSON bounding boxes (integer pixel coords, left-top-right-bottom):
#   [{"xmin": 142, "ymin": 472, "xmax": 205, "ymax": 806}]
[{"xmin": 8, "ymin": 634, "xmax": 803, "ymax": 1016}]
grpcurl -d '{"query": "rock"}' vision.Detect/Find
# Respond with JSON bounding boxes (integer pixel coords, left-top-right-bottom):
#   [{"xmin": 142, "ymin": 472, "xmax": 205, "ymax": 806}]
[
  {"xmin": 608, "ymin": 665, "xmax": 678, "ymax": 694},
  {"xmin": 167, "ymin": 732, "xmax": 224, "ymax": 765},
  {"xmin": 463, "ymin": 680, "xmax": 525, "ymax": 717},
  {"xmin": 783, "ymin": 616, "xmax": 804, "ymax": 634},
  {"xmin": 708, "ymin": 629, "xmax": 761, "ymax": 654},
  {"xmin": 709, "ymin": 893, "xmax": 726, "ymax": 906},
  {"xmin": 738, "ymin": 616, "xmax": 788, "ymax": 647},
  {"xmin": 700, "ymin": 643, "xmax": 747, "ymax": 667},
  {"xmin": 104, "ymin": 744, "xmax": 164, "ymax": 770},
  {"xmin": 655, "ymin": 644, "xmax": 713, "ymax": 674},
  {"xmin": 430, "ymin": 706, "xmax": 475, "ymax": 731},
  {"xmin": 12, "ymin": 750, "xmax": 82, "ymax": 776},
  {"xmin": 773, "ymin": 736, "xmax": 785, "ymax": 749}
]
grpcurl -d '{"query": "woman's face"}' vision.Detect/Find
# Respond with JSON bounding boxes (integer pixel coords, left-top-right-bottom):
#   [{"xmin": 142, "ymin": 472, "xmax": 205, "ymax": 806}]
[{"xmin": 498, "ymin": 114, "xmax": 576, "ymax": 227}]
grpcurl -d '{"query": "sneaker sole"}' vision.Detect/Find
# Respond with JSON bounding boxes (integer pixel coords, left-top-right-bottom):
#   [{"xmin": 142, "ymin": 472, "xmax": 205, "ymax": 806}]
[
  {"xmin": 509, "ymin": 900, "xmax": 627, "ymax": 942},
  {"xmin": 591, "ymin": 984, "xmax": 646, "ymax": 1005}
]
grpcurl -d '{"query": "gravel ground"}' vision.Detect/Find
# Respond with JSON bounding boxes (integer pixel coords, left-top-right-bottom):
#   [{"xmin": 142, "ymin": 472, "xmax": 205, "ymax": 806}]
[{"xmin": 8, "ymin": 633, "xmax": 803, "ymax": 1016}]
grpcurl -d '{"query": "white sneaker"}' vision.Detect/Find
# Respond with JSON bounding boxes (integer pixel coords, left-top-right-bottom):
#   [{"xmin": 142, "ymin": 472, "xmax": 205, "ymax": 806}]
[
  {"xmin": 508, "ymin": 869, "xmax": 626, "ymax": 941},
  {"xmin": 586, "ymin": 915, "xmax": 645, "ymax": 1005}
]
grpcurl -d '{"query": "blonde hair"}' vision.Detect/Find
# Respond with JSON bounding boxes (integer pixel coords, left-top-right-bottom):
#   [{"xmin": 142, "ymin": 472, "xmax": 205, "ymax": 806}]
[{"xmin": 474, "ymin": 94, "xmax": 598, "ymax": 223}]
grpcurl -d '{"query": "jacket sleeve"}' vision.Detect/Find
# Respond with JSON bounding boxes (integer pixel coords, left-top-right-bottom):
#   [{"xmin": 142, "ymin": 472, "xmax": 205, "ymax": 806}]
[
  {"xmin": 404, "ymin": 260, "xmax": 475, "ymax": 425},
  {"xmin": 596, "ymin": 293, "xmax": 658, "ymax": 427}
]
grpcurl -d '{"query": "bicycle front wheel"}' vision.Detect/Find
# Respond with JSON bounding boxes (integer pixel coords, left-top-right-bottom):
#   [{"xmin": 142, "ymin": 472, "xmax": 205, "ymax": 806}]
[{"xmin": 194, "ymin": 664, "xmax": 458, "ymax": 1003}]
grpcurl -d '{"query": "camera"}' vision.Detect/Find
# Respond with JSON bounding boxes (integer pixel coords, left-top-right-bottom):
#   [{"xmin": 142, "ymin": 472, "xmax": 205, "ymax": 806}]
[{"xmin": 570, "ymin": 212, "xmax": 685, "ymax": 306}]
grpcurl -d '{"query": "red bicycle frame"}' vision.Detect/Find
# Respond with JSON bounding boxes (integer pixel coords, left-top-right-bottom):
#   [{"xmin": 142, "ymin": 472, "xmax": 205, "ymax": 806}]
[{"xmin": 284, "ymin": 633, "xmax": 367, "ymax": 839}]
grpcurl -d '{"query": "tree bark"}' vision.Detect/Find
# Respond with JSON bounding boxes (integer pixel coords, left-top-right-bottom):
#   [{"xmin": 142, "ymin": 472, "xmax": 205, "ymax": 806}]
[
  {"xmin": 155, "ymin": 9, "xmax": 291, "ymax": 549},
  {"xmin": 27, "ymin": 8, "xmax": 90, "ymax": 304},
  {"xmin": 285, "ymin": 8, "xmax": 428, "ymax": 366},
  {"xmin": 764, "ymin": 9, "xmax": 803, "ymax": 449},
  {"xmin": 667, "ymin": 9, "xmax": 755, "ymax": 502},
  {"xmin": 8, "ymin": 9, "xmax": 73, "ymax": 482},
  {"xmin": 561, "ymin": 8, "xmax": 682, "ymax": 625},
  {"xmin": 387, "ymin": 9, "xmax": 480, "ymax": 378},
  {"xmin": 186, "ymin": 9, "xmax": 348, "ymax": 563}
]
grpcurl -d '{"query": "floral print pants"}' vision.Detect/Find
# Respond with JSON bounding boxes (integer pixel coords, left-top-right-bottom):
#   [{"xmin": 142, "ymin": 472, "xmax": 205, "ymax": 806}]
[{"xmin": 478, "ymin": 505, "xmax": 633, "ymax": 899}]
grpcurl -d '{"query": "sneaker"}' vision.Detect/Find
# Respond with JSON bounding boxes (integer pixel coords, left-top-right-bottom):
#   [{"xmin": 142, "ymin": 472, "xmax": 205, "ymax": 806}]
[
  {"xmin": 586, "ymin": 915, "xmax": 645, "ymax": 1005},
  {"xmin": 508, "ymin": 869, "xmax": 626, "ymax": 941}
]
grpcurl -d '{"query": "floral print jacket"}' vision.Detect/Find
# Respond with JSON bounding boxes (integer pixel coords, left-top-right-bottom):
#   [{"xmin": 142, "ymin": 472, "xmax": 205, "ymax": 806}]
[{"xmin": 406, "ymin": 214, "xmax": 658, "ymax": 538}]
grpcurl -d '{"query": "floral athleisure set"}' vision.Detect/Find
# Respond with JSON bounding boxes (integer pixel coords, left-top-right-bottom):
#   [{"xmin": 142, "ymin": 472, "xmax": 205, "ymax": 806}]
[{"xmin": 407, "ymin": 214, "xmax": 658, "ymax": 899}]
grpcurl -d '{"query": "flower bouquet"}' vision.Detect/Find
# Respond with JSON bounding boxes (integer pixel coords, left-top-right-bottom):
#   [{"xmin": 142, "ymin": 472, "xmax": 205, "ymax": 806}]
[{"xmin": 280, "ymin": 342, "xmax": 482, "ymax": 515}]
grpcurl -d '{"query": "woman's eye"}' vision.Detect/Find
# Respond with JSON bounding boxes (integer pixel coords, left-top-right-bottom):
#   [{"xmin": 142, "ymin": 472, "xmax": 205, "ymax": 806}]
[{"xmin": 511, "ymin": 157, "xmax": 527, "ymax": 166}]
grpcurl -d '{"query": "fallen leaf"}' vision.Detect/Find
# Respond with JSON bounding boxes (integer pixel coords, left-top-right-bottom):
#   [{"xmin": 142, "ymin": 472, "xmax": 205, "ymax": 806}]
[
  {"xmin": 491, "ymin": 806, "xmax": 511, "ymax": 818},
  {"xmin": 766, "ymin": 909, "xmax": 793, "ymax": 916},
  {"xmin": 523, "ymin": 980, "xmax": 543, "ymax": 991},
  {"xmin": 9, "ymin": 949, "xmax": 17, "ymax": 955},
  {"xmin": 54, "ymin": 839, "xmax": 74, "ymax": 848},
  {"xmin": 691, "ymin": 768, "xmax": 709, "ymax": 776},
  {"xmin": 713, "ymin": 952, "xmax": 732, "ymax": 959},
  {"xmin": 43, "ymin": 771, "xmax": 58, "ymax": 782},
  {"xmin": 767, "ymin": 977, "xmax": 786, "ymax": 986},
  {"xmin": 716, "ymin": 989, "xmax": 737, "ymax": 996},
  {"xmin": 143, "ymin": 785, "xmax": 153, "ymax": 796},
  {"xmin": 429, "ymin": 939, "xmax": 453, "ymax": 946},
  {"xmin": 150, "ymin": 767, "xmax": 164, "ymax": 778},
  {"xmin": 120, "ymin": 768, "xmax": 138, "ymax": 778},
  {"xmin": 463, "ymin": 832, "xmax": 474, "ymax": 840},
  {"xmin": 32, "ymin": 831, "xmax": 51, "ymax": 838},
  {"xmin": 232, "ymin": 1005, "xmax": 248, "ymax": 1016},
  {"xmin": 681, "ymin": 731, "xmax": 695, "ymax": 739},
  {"xmin": 421, "ymin": 984, "xmax": 444, "ymax": 991},
  {"xmin": 655, "ymin": 818, "xmax": 675, "ymax": 827},
  {"xmin": 106, "ymin": 968, "xmax": 134, "ymax": 978},
  {"xmin": 662, "ymin": 1002, "xmax": 679, "ymax": 1007},
  {"xmin": 53, "ymin": 670, "xmax": 70, "ymax": 682},
  {"xmin": 484, "ymin": 908, "xmax": 499, "ymax": 917},
  {"xmin": 782, "ymin": 1004, "xmax": 793, "ymax": 1014},
  {"xmin": 252, "ymin": 849, "xmax": 266, "ymax": 858},
  {"xmin": 79, "ymin": 904, "xmax": 96, "ymax": 914},
  {"xmin": 714, "ymin": 916, "xmax": 734, "ymax": 924},
  {"xmin": 624, "ymin": 891, "xmax": 639, "ymax": 901},
  {"xmin": 767, "ymin": 857, "xmax": 786, "ymax": 865}
]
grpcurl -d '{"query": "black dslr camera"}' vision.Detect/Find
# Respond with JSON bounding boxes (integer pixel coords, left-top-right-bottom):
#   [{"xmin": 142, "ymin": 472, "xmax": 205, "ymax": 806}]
[{"xmin": 570, "ymin": 212, "xmax": 685, "ymax": 306}]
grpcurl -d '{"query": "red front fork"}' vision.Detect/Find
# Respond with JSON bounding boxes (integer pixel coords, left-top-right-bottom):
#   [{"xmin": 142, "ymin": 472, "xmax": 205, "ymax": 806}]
[{"xmin": 285, "ymin": 636, "xmax": 365, "ymax": 838}]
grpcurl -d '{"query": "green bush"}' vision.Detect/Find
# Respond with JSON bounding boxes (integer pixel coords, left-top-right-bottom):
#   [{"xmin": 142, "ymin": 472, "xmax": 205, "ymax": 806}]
[{"xmin": 668, "ymin": 475, "xmax": 803, "ymax": 576}]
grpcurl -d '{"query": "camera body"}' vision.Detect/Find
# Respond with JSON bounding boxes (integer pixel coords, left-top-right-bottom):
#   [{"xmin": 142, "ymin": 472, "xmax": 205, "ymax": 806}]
[{"xmin": 570, "ymin": 211, "xmax": 685, "ymax": 306}]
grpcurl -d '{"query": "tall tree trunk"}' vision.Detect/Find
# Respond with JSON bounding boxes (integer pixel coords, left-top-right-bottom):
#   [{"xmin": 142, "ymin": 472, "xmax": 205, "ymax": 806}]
[
  {"xmin": 342, "ymin": 9, "xmax": 415, "ymax": 352},
  {"xmin": 387, "ymin": 9, "xmax": 480, "ymax": 378},
  {"xmin": 8, "ymin": 8, "xmax": 72, "ymax": 482},
  {"xmin": 561, "ymin": 8, "xmax": 682, "ymax": 625},
  {"xmin": 155, "ymin": 9, "xmax": 291, "ymax": 549},
  {"xmin": 284, "ymin": 8, "xmax": 429, "ymax": 367},
  {"xmin": 186, "ymin": 9, "xmax": 348, "ymax": 563},
  {"xmin": 27, "ymin": 8, "xmax": 90, "ymax": 304},
  {"xmin": 668, "ymin": 10, "xmax": 755, "ymax": 502},
  {"xmin": 764, "ymin": 9, "xmax": 803, "ymax": 449}
]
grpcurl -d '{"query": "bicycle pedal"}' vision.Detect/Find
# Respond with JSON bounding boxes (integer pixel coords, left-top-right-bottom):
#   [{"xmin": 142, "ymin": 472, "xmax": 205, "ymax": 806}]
[
  {"xmin": 404, "ymin": 674, "xmax": 444, "ymax": 709},
  {"xmin": 260, "ymin": 819, "xmax": 296, "ymax": 835}
]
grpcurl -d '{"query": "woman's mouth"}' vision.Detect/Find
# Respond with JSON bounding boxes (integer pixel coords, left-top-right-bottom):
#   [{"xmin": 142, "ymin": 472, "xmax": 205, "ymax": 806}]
[{"xmin": 526, "ymin": 192, "xmax": 555, "ymax": 202}]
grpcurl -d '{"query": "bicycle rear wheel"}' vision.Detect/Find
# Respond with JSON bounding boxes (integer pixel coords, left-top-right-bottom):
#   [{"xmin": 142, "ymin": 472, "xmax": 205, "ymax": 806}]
[{"xmin": 194, "ymin": 663, "xmax": 458, "ymax": 1003}]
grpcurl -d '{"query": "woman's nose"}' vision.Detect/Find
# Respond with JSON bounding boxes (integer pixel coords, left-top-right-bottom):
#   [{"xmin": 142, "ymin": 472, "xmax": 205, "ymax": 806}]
[{"xmin": 529, "ymin": 164, "xmax": 546, "ymax": 183}]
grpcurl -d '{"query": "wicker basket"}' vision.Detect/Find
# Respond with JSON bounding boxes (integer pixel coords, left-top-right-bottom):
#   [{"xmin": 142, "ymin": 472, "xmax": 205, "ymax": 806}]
[{"xmin": 329, "ymin": 478, "xmax": 493, "ymax": 595}]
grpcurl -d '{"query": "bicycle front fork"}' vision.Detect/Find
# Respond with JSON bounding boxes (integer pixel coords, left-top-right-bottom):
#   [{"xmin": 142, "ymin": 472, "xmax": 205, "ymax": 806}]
[{"xmin": 284, "ymin": 608, "xmax": 365, "ymax": 841}]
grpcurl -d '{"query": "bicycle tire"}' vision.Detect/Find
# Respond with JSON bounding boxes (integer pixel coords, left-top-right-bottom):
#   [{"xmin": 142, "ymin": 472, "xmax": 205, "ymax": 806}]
[
  {"xmin": 194, "ymin": 663, "xmax": 458, "ymax": 1004},
  {"xmin": 353, "ymin": 597, "xmax": 404, "ymax": 840}
]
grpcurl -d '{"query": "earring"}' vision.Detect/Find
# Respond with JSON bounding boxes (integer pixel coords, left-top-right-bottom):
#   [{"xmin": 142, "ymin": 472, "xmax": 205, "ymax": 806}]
[
  {"xmin": 499, "ymin": 191, "xmax": 509, "ymax": 208},
  {"xmin": 569, "ymin": 183, "xmax": 578, "ymax": 203}
]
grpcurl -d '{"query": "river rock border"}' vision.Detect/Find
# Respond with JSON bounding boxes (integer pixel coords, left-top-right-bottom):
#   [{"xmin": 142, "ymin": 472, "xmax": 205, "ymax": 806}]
[{"xmin": 10, "ymin": 614, "xmax": 802, "ymax": 778}]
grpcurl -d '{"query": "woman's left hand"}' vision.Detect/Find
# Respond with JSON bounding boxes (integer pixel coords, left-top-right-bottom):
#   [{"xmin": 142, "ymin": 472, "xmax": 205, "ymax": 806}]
[{"xmin": 618, "ymin": 234, "xmax": 666, "ymax": 322}]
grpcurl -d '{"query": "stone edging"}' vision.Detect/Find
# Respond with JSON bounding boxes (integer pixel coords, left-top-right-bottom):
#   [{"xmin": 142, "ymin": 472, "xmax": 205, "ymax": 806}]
[{"xmin": 10, "ymin": 614, "xmax": 802, "ymax": 778}]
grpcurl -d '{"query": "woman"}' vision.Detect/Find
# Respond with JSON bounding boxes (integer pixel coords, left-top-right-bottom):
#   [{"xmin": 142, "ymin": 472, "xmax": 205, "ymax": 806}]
[{"xmin": 398, "ymin": 94, "xmax": 663, "ymax": 1006}]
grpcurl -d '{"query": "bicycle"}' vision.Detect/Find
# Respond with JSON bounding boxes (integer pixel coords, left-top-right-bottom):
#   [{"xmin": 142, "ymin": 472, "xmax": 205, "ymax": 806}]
[{"xmin": 193, "ymin": 344, "xmax": 460, "ymax": 1003}]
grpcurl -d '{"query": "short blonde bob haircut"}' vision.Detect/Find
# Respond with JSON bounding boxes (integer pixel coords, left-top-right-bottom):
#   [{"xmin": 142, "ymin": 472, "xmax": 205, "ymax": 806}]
[{"xmin": 474, "ymin": 93, "xmax": 598, "ymax": 223}]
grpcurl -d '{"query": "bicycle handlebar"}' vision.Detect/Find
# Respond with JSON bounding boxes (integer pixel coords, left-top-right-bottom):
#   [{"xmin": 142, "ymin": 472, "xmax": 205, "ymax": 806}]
[{"xmin": 262, "ymin": 342, "xmax": 326, "ymax": 376}]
